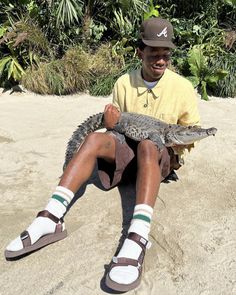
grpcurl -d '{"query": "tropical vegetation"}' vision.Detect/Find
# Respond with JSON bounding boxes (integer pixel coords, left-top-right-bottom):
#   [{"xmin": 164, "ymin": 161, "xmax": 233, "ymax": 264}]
[{"xmin": 0, "ymin": 0, "xmax": 235, "ymax": 99}]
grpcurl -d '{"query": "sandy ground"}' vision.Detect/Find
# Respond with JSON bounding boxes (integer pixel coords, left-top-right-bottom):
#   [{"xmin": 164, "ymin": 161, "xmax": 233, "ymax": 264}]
[{"xmin": 0, "ymin": 89, "xmax": 235, "ymax": 295}]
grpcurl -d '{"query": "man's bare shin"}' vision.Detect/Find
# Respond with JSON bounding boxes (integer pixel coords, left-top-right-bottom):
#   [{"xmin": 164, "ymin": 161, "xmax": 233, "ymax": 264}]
[
  {"xmin": 59, "ymin": 133, "xmax": 116, "ymax": 193},
  {"xmin": 136, "ymin": 140, "xmax": 161, "ymax": 207}
]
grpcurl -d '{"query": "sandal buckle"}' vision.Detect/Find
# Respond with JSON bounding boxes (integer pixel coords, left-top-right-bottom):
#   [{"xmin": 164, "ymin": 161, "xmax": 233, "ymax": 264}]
[
  {"xmin": 112, "ymin": 256, "xmax": 118, "ymax": 263},
  {"xmin": 21, "ymin": 231, "xmax": 29, "ymax": 240},
  {"xmin": 140, "ymin": 237, "xmax": 147, "ymax": 246},
  {"xmin": 146, "ymin": 241, "xmax": 152, "ymax": 249}
]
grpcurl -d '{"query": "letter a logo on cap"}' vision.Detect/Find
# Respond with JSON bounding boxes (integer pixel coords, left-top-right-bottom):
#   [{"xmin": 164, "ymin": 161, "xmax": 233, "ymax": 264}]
[{"xmin": 157, "ymin": 27, "xmax": 168, "ymax": 38}]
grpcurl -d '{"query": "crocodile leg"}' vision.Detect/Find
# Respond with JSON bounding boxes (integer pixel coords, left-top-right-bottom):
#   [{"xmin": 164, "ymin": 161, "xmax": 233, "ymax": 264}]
[{"xmin": 148, "ymin": 132, "xmax": 165, "ymax": 151}]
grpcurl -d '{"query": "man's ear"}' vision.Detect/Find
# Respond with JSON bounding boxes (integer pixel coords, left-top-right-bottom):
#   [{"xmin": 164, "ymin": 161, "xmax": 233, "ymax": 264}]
[{"xmin": 137, "ymin": 48, "xmax": 143, "ymax": 60}]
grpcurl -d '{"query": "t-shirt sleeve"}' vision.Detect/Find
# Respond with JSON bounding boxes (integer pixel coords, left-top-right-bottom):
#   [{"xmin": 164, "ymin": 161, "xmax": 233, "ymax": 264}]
[
  {"xmin": 112, "ymin": 80, "xmax": 121, "ymax": 111},
  {"xmin": 178, "ymin": 82, "xmax": 201, "ymax": 126},
  {"xmin": 173, "ymin": 81, "xmax": 201, "ymax": 156},
  {"xmin": 112, "ymin": 77, "xmax": 125, "ymax": 112}
]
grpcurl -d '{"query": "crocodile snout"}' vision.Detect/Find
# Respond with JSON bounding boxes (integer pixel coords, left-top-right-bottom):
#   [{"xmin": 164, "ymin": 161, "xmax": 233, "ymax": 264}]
[{"xmin": 207, "ymin": 127, "xmax": 217, "ymax": 136}]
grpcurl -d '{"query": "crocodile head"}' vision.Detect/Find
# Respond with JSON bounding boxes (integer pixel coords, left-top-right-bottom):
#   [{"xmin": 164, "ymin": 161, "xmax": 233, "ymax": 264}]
[{"xmin": 165, "ymin": 126, "xmax": 217, "ymax": 146}]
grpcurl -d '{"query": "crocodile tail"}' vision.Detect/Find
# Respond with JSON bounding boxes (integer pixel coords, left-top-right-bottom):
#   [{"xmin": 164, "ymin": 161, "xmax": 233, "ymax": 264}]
[{"xmin": 63, "ymin": 112, "xmax": 104, "ymax": 169}]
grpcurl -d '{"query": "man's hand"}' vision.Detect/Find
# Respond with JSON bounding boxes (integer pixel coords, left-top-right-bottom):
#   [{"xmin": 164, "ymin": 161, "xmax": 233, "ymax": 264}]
[{"xmin": 104, "ymin": 104, "xmax": 121, "ymax": 129}]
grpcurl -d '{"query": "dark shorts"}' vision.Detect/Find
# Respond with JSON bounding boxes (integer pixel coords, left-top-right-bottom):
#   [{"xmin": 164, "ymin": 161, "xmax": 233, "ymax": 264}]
[{"xmin": 97, "ymin": 132, "xmax": 181, "ymax": 190}]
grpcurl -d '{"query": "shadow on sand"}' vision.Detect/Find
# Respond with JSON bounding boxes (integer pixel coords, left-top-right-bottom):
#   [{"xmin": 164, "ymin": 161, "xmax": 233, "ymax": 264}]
[
  {"xmin": 65, "ymin": 163, "xmax": 178, "ymax": 293},
  {"xmin": 65, "ymin": 164, "xmax": 136, "ymax": 294}
]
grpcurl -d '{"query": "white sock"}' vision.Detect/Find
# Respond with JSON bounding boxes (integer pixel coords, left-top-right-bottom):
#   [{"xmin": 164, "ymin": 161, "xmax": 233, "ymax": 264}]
[
  {"xmin": 109, "ymin": 204, "xmax": 153, "ymax": 285},
  {"xmin": 6, "ymin": 186, "xmax": 74, "ymax": 251}
]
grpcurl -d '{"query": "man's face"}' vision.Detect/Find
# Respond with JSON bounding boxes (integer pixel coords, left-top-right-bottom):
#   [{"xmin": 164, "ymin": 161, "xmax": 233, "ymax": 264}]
[{"xmin": 138, "ymin": 46, "xmax": 171, "ymax": 82}]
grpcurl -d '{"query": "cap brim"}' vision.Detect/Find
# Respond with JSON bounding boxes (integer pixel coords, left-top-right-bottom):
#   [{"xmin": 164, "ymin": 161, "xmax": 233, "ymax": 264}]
[{"xmin": 142, "ymin": 39, "xmax": 176, "ymax": 49}]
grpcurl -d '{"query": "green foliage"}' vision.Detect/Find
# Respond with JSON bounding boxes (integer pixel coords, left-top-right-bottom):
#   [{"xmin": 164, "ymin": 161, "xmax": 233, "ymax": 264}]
[
  {"xmin": 0, "ymin": 0, "xmax": 235, "ymax": 97},
  {"xmin": 90, "ymin": 43, "xmax": 123, "ymax": 75},
  {"xmin": 111, "ymin": 38, "xmax": 134, "ymax": 66},
  {"xmin": 52, "ymin": 0, "xmax": 83, "ymax": 27},
  {"xmin": 62, "ymin": 47, "xmax": 91, "ymax": 92},
  {"xmin": 223, "ymin": 0, "xmax": 236, "ymax": 6},
  {"xmin": 15, "ymin": 21, "xmax": 50, "ymax": 54},
  {"xmin": 44, "ymin": 61, "xmax": 65, "ymax": 95},
  {"xmin": 22, "ymin": 42, "xmax": 139, "ymax": 97},
  {"xmin": 159, "ymin": 0, "xmax": 235, "ymax": 99},
  {"xmin": 0, "ymin": 26, "xmax": 7, "ymax": 37},
  {"xmin": 89, "ymin": 74, "xmax": 118, "ymax": 96},
  {"xmin": 113, "ymin": 9, "xmax": 134, "ymax": 38},
  {"xmin": 22, "ymin": 47, "xmax": 91, "ymax": 95},
  {"xmin": 0, "ymin": 19, "xmax": 50, "ymax": 86},
  {"xmin": 144, "ymin": 0, "xmax": 160, "ymax": 20},
  {"xmin": 118, "ymin": 0, "xmax": 147, "ymax": 12},
  {"xmin": 89, "ymin": 56, "xmax": 141, "ymax": 96},
  {"xmin": 89, "ymin": 20, "xmax": 107, "ymax": 43},
  {"xmin": 85, "ymin": 43, "xmax": 124, "ymax": 96},
  {"xmin": 211, "ymin": 52, "xmax": 236, "ymax": 97},
  {"xmin": 0, "ymin": 0, "xmax": 51, "ymax": 86},
  {"xmin": 0, "ymin": 55, "xmax": 25, "ymax": 81},
  {"xmin": 22, "ymin": 62, "xmax": 63, "ymax": 95},
  {"xmin": 186, "ymin": 46, "xmax": 228, "ymax": 100}
]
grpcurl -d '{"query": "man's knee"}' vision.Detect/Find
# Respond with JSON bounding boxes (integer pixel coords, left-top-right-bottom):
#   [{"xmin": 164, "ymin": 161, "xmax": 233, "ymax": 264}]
[
  {"xmin": 82, "ymin": 132, "xmax": 116, "ymax": 158},
  {"xmin": 137, "ymin": 140, "xmax": 159, "ymax": 161},
  {"xmin": 83, "ymin": 132, "xmax": 107, "ymax": 150},
  {"xmin": 85, "ymin": 132, "xmax": 102, "ymax": 144}
]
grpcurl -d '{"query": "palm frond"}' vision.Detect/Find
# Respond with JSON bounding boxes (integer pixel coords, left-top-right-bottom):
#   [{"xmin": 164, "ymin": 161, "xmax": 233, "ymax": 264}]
[{"xmin": 54, "ymin": 0, "xmax": 83, "ymax": 27}]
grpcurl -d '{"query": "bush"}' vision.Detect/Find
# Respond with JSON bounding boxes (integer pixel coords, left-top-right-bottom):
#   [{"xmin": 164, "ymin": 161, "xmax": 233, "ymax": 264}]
[
  {"xmin": 22, "ymin": 47, "xmax": 91, "ymax": 95},
  {"xmin": 210, "ymin": 52, "xmax": 236, "ymax": 97},
  {"xmin": 22, "ymin": 43, "xmax": 128, "ymax": 96},
  {"xmin": 88, "ymin": 43, "xmax": 124, "ymax": 96},
  {"xmin": 89, "ymin": 52, "xmax": 141, "ymax": 96},
  {"xmin": 62, "ymin": 47, "xmax": 91, "ymax": 93},
  {"xmin": 89, "ymin": 43, "xmax": 123, "ymax": 76}
]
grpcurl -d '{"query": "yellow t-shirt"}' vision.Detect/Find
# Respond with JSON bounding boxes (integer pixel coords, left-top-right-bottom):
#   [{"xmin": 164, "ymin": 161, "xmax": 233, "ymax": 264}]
[{"xmin": 112, "ymin": 68, "xmax": 201, "ymax": 159}]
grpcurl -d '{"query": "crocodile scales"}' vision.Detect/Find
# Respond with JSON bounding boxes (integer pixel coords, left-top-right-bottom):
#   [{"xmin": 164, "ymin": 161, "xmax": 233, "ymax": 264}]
[{"xmin": 63, "ymin": 112, "xmax": 217, "ymax": 169}]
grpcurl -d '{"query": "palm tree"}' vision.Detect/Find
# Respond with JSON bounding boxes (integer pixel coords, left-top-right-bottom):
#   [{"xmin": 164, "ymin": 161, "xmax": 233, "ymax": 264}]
[{"xmin": 51, "ymin": 0, "xmax": 147, "ymax": 45}]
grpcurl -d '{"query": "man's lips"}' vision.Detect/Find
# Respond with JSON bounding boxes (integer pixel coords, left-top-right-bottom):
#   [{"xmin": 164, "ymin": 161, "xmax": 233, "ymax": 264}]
[{"xmin": 151, "ymin": 64, "xmax": 165, "ymax": 70}]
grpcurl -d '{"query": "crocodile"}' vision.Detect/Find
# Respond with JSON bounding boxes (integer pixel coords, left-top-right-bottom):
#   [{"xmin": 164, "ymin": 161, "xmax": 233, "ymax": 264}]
[{"xmin": 63, "ymin": 112, "xmax": 217, "ymax": 169}]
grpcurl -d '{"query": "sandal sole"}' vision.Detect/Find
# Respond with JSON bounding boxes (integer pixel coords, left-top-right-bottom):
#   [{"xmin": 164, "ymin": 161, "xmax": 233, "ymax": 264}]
[
  {"xmin": 5, "ymin": 229, "xmax": 67, "ymax": 259},
  {"xmin": 105, "ymin": 273, "xmax": 141, "ymax": 292}
]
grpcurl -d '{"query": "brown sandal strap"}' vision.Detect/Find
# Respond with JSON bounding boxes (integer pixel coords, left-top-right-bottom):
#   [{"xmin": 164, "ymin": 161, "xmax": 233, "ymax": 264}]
[
  {"xmin": 127, "ymin": 232, "xmax": 149, "ymax": 265},
  {"xmin": 109, "ymin": 233, "xmax": 149, "ymax": 274},
  {"xmin": 55, "ymin": 223, "xmax": 63, "ymax": 233},
  {"xmin": 20, "ymin": 230, "xmax": 32, "ymax": 248},
  {"xmin": 110, "ymin": 257, "xmax": 142, "ymax": 275},
  {"xmin": 112, "ymin": 257, "xmax": 139, "ymax": 267},
  {"xmin": 37, "ymin": 210, "xmax": 63, "ymax": 224},
  {"xmin": 127, "ymin": 232, "xmax": 148, "ymax": 251},
  {"xmin": 19, "ymin": 212, "xmax": 64, "ymax": 250}
]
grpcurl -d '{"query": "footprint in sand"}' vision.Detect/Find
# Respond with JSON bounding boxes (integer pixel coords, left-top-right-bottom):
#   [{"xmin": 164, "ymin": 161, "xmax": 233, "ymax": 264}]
[{"xmin": 0, "ymin": 135, "xmax": 14, "ymax": 143}]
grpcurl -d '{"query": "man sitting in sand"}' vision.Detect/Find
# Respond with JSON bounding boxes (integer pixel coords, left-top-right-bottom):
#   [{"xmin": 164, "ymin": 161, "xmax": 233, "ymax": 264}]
[{"xmin": 5, "ymin": 18, "xmax": 200, "ymax": 292}]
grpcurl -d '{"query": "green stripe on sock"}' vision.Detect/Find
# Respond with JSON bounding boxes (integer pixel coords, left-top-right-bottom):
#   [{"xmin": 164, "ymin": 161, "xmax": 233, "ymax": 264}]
[
  {"xmin": 133, "ymin": 214, "xmax": 151, "ymax": 223},
  {"xmin": 52, "ymin": 194, "xmax": 69, "ymax": 207}
]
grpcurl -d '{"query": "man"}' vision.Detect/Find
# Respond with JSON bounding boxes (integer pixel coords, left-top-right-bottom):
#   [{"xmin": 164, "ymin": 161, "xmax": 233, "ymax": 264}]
[{"xmin": 5, "ymin": 18, "xmax": 200, "ymax": 292}]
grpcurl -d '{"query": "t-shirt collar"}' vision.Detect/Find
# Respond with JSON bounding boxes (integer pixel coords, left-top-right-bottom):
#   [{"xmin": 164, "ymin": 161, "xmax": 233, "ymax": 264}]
[{"xmin": 137, "ymin": 68, "xmax": 167, "ymax": 97}]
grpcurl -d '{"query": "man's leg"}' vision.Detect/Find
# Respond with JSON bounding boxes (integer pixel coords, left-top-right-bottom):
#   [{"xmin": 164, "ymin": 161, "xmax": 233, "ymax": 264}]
[
  {"xmin": 6, "ymin": 132, "xmax": 116, "ymax": 253},
  {"xmin": 108, "ymin": 140, "xmax": 161, "ymax": 287}
]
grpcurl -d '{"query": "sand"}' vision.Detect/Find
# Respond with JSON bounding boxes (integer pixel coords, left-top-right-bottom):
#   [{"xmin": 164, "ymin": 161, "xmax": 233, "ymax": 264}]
[{"xmin": 0, "ymin": 89, "xmax": 235, "ymax": 295}]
